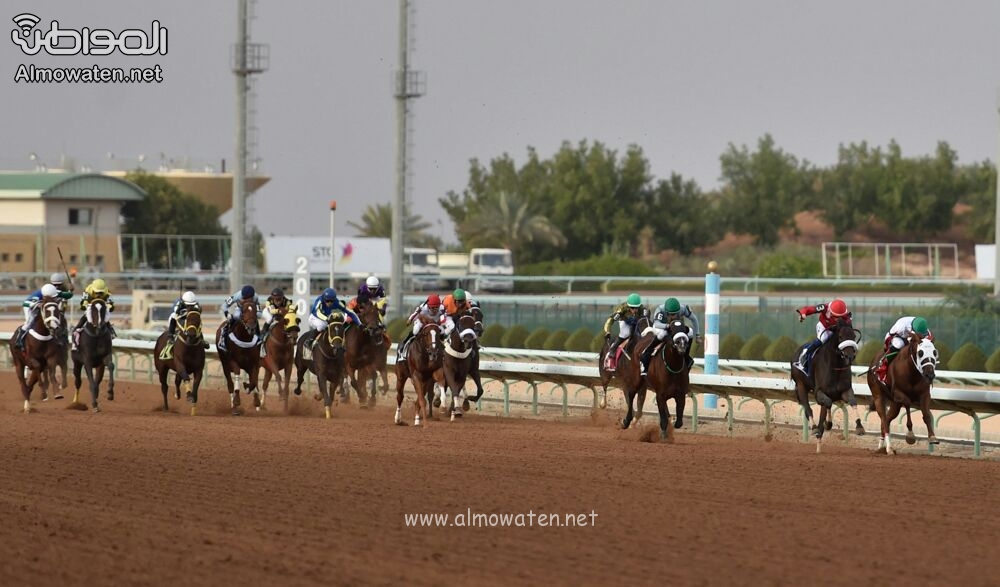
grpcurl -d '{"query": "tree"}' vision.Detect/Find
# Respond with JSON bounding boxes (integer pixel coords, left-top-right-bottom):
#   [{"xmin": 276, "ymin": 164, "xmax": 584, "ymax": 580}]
[
  {"xmin": 956, "ymin": 160, "xmax": 995, "ymax": 242},
  {"xmin": 874, "ymin": 141, "xmax": 960, "ymax": 237},
  {"xmin": 645, "ymin": 173, "xmax": 722, "ymax": 254},
  {"xmin": 818, "ymin": 142, "xmax": 884, "ymax": 238},
  {"xmin": 718, "ymin": 134, "xmax": 815, "ymax": 246},
  {"xmin": 347, "ymin": 202, "xmax": 441, "ymax": 249},
  {"xmin": 455, "ymin": 191, "xmax": 566, "ymax": 264}
]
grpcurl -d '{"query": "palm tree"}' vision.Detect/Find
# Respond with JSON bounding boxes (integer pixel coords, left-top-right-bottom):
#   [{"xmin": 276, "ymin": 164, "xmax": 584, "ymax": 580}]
[
  {"xmin": 458, "ymin": 191, "xmax": 566, "ymax": 261},
  {"xmin": 347, "ymin": 203, "xmax": 440, "ymax": 248}
]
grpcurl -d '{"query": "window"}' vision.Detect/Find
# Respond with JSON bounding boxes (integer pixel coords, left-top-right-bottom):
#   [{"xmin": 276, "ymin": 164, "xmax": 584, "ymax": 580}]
[
  {"xmin": 15, "ymin": 253, "xmax": 23, "ymax": 262},
  {"xmin": 69, "ymin": 255, "xmax": 78, "ymax": 264},
  {"xmin": 69, "ymin": 208, "xmax": 93, "ymax": 225},
  {"xmin": 1, "ymin": 253, "xmax": 7, "ymax": 262}
]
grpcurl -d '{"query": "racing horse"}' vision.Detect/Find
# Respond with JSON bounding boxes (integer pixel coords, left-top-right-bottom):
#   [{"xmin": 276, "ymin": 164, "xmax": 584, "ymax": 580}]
[
  {"xmin": 70, "ymin": 298, "xmax": 116, "ymax": 412},
  {"xmin": 866, "ymin": 334, "xmax": 939, "ymax": 455},
  {"xmin": 643, "ymin": 319, "xmax": 692, "ymax": 440},
  {"xmin": 439, "ymin": 314, "xmax": 479, "ymax": 421},
  {"xmin": 394, "ymin": 322, "xmax": 444, "ymax": 426},
  {"xmin": 153, "ymin": 309, "xmax": 206, "ymax": 414},
  {"xmin": 790, "ymin": 318, "xmax": 862, "ymax": 452},
  {"xmin": 344, "ymin": 301, "xmax": 385, "ymax": 407},
  {"xmin": 10, "ymin": 299, "xmax": 64, "ymax": 413},
  {"xmin": 292, "ymin": 312, "xmax": 346, "ymax": 419},
  {"xmin": 261, "ymin": 305, "xmax": 301, "ymax": 412},
  {"xmin": 599, "ymin": 316, "xmax": 651, "ymax": 428},
  {"xmin": 216, "ymin": 297, "xmax": 262, "ymax": 415}
]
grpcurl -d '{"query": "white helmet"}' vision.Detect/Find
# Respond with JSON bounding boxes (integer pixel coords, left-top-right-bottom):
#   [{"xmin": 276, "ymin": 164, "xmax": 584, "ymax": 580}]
[
  {"xmin": 41, "ymin": 284, "xmax": 59, "ymax": 297},
  {"xmin": 366, "ymin": 275, "xmax": 380, "ymax": 289},
  {"xmin": 181, "ymin": 291, "xmax": 198, "ymax": 305},
  {"xmin": 50, "ymin": 272, "xmax": 65, "ymax": 285}
]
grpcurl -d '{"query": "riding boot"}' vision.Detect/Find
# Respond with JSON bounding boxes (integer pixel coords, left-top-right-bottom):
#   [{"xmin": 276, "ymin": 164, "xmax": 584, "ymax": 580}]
[
  {"xmin": 397, "ymin": 331, "xmax": 414, "ymax": 363},
  {"xmin": 796, "ymin": 338, "xmax": 822, "ymax": 374},
  {"xmin": 218, "ymin": 322, "xmax": 228, "ymax": 352},
  {"xmin": 14, "ymin": 327, "xmax": 26, "ymax": 350},
  {"xmin": 639, "ymin": 342, "xmax": 655, "ymax": 377}
]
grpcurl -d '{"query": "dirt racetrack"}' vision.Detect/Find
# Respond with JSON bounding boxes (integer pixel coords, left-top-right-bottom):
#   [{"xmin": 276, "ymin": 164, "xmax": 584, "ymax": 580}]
[{"xmin": 2, "ymin": 371, "xmax": 1000, "ymax": 587}]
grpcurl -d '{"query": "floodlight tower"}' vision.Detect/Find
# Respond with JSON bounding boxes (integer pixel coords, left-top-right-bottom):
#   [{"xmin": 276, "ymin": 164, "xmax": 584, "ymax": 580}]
[
  {"xmin": 230, "ymin": 0, "xmax": 269, "ymax": 291},
  {"xmin": 390, "ymin": 0, "xmax": 426, "ymax": 319}
]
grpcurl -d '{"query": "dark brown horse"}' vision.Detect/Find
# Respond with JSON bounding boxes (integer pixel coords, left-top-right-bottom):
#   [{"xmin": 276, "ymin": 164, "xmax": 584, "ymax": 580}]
[
  {"xmin": 394, "ymin": 322, "xmax": 443, "ymax": 426},
  {"xmin": 643, "ymin": 319, "xmax": 692, "ymax": 440},
  {"xmin": 216, "ymin": 297, "xmax": 262, "ymax": 415},
  {"xmin": 790, "ymin": 318, "xmax": 863, "ymax": 452},
  {"xmin": 598, "ymin": 317, "xmax": 651, "ymax": 428},
  {"xmin": 866, "ymin": 335, "xmax": 939, "ymax": 454},
  {"xmin": 10, "ymin": 299, "xmax": 64, "ymax": 412},
  {"xmin": 261, "ymin": 305, "xmax": 301, "ymax": 412},
  {"xmin": 153, "ymin": 309, "xmax": 206, "ymax": 414},
  {"xmin": 344, "ymin": 301, "xmax": 385, "ymax": 407},
  {"xmin": 292, "ymin": 312, "xmax": 347, "ymax": 419},
  {"xmin": 70, "ymin": 299, "xmax": 115, "ymax": 412},
  {"xmin": 440, "ymin": 314, "xmax": 479, "ymax": 421}
]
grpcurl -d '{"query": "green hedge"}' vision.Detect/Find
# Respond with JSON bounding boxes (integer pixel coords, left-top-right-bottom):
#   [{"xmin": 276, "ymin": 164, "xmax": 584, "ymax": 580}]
[
  {"xmin": 719, "ymin": 334, "xmax": 744, "ymax": 359},
  {"xmin": 590, "ymin": 332, "xmax": 607, "ymax": 353},
  {"xmin": 763, "ymin": 336, "xmax": 799, "ymax": 362},
  {"xmin": 986, "ymin": 348, "xmax": 1000, "ymax": 373},
  {"xmin": 739, "ymin": 334, "xmax": 771, "ymax": 360},
  {"xmin": 524, "ymin": 327, "xmax": 551, "ymax": 350},
  {"xmin": 948, "ymin": 342, "xmax": 986, "ymax": 372},
  {"xmin": 387, "ymin": 318, "xmax": 409, "ymax": 341},
  {"xmin": 856, "ymin": 340, "xmax": 883, "ymax": 366},
  {"xmin": 934, "ymin": 340, "xmax": 953, "ymax": 368},
  {"xmin": 565, "ymin": 327, "xmax": 594, "ymax": 352},
  {"xmin": 501, "ymin": 325, "xmax": 530, "ymax": 349},
  {"xmin": 480, "ymin": 324, "xmax": 506, "ymax": 347},
  {"xmin": 543, "ymin": 329, "xmax": 571, "ymax": 351}
]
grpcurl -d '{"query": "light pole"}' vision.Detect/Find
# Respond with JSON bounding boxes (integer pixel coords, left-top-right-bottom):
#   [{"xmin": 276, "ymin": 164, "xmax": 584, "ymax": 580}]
[
  {"xmin": 329, "ymin": 200, "xmax": 337, "ymax": 288},
  {"xmin": 994, "ymin": 89, "xmax": 1000, "ymax": 296}
]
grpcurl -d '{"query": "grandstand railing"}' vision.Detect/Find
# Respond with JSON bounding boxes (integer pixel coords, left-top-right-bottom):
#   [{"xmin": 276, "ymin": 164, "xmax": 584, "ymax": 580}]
[{"xmin": 2, "ymin": 334, "xmax": 997, "ymax": 457}]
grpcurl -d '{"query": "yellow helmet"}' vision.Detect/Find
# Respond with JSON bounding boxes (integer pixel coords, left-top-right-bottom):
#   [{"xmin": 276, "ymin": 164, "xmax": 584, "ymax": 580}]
[{"xmin": 90, "ymin": 278, "xmax": 108, "ymax": 294}]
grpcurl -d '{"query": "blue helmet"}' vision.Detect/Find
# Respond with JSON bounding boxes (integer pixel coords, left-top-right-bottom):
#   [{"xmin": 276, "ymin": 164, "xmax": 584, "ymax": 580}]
[
  {"xmin": 240, "ymin": 285, "xmax": 255, "ymax": 299},
  {"xmin": 322, "ymin": 287, "xmax": 337, "ymax": 303}
]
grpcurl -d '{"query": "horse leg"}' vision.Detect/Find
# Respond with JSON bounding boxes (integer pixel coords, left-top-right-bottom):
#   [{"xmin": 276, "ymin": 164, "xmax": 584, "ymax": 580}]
[
  {"xmin": 90, "ymin": 364, "xmax": 105, "ymax": 412},
  {"xmin": 632, "ymin": 385, "xmax": 647, "ymax": 429},
  {"xmin": 72, "ymin": 356, "xmax": 84, "ymax": 405},
  {"xmin": 621, "ymin": 388, "xmax": 636, "ymax": 430},
  {"xmin": 674, "ymin": 390, "xmax": 686, "ymax": 429},
  {"xmin": 903, "ymin": 403, "xmax": 916, "ymax": 445},
  {"xmin": 920, "ymin": 393, "xmax": 938, "ymax": 445},
  {"xmin": 366, "ymin": 367, "xmax": 377, "ymax": 408},
  {"xmin": 157, "ymin": 367, "xmax": 170, "ymax": 412},
  {"xmin": 413, "ymin": 377, "xmax": 427, "ymax": 426},
  {"xmin": 883, "ymin": 401, "xmax": 904, "ymax": 455},
  {"xmin": 843, "ymin": 388, "xmax": 865, "ymax": 436},
  {"xmin": 249, "ymin": 364, "xmax": 262, "ymax": 412},
  {"xmin": 793, "ymin": 380, "xmax": 814, "ymax": 430},
  {"xmin": 317, "ymin": 373, "xmax": 332, "ymax": 419},
  {"xmin": 394, "ymin": 364, "xmax": 408, "ymax": 425},
  {"xmin": 106, "ymin": 355, "xmax": 115, "ymax": 401},
  {"xmin": 84, "ymin": 363, "xmax": 99, "ymax": 411},
  {"xmin": 815, "ymin": 404, "xmax": 829, "ymax": 453},
  {"xmin": 655, "ymin": 391, "xmax": 670, "ymax": 440}
]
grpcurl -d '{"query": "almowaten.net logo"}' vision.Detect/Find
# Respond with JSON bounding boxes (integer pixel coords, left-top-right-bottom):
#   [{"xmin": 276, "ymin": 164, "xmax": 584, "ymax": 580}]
[{"xmin": 11, "ymin": 13, "xmax": 166, "ymax": 83}]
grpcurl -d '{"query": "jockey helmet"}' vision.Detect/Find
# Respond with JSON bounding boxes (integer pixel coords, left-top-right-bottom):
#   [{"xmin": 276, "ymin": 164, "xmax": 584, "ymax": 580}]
[
  {"xmin": 50, "ymin": 272, "xmax": 66, "ymax": 285},
  {"xmin": 426, "ymin": 294, "xmax": 441, "ymax": 307},
  {"xmin": 41, "ymin": 283, "xmax": 59, "ymax": 298},
  {"xmin": 828, "ymin": 298, "xmax": 848, "ymax": 317},
  {"xmin": 90, "ymin": 278, "xmax": 108, "ymax": 294},
  {"xmin": 271, "ymin": 287, "xmax": 285, "ymax": 298},
  {"xmin": 626, "ymin": 293, "xmax": 642, "ymax": 308},
  {"xmin": 366, "ymin": 276, "xmax": 380, "ymax": 289},
  {"xmin": 453, "ymin": 288, "xmax": 466, "ymax": 301},
  {"xmin": 912, "ymin": 317, "xmax": 929, "ymax": 336},
  {"xmin": 322, "ymin": 288, "xmax": 338, "ymax": 303},
  {"xmin": 181, "ymin": 291, "xmax": 198, "ymax": 305},
  {"xmin": 665, "ymin": 298, "xmax": 681, "ymax": 313},
  {"xmin": 240, "ymin": 285, "xmax": 256, "ymax": 299}
]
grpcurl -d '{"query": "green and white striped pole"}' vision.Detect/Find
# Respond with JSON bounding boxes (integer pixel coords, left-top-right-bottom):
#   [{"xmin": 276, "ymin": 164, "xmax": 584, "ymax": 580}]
[{"xmin": 704, "ymin": 260, "xmax": 720, "ymax": 409}]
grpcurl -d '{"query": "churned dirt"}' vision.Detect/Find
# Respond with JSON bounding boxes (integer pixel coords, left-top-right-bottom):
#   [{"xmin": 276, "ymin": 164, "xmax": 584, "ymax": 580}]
[{"xmin": 2, "ymin": 371, "xmax": 1000, "ymax": 587}]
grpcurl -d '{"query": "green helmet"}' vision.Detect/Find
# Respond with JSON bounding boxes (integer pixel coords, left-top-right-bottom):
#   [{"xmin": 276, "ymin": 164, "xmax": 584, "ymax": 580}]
[
  {"xmin": 626, "ymin": 293, "xmax": 642, "ymax": 308},
  {"xmin": 665, "ymin": 297, "xmax": 681, "ymax": 313},
  {"xmin": 453, "ymin": 289, "xmax": 466, "ymax": 301},
  {"xmin": 912, "ymin": 317, "xmax": 929, "ymax": 336}
]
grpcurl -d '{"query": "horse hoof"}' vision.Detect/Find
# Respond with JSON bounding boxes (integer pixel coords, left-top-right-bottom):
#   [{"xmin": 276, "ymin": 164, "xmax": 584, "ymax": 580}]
[
  {"xmin": 824, "ymin": 421, "xmax": 833, "ymax": 431},
  {"xmin": 313, "ymin": 393, "xmax": 322, "ymax": 402},
  {"xmin": 905, "ymin": 433, "xmax": 917, "ymax": 445},
  {"xmin": 293, "ymin": 388, "xmax": 302, "ymax": 396},
  {"xmin": 462, "ymin": 399, "xmax": 471, "ymax": 412},
  {"xmin": 928, "ymin": 436, "xmax": 940, "ymax": 445},
  {"xmin": 107, "ymin": 391, "xmax": 115, "ymax": 401},
  {"xmin": 674, "ymin": 419, "xmax": 683, "ymax": 429},
  {"xmin": 231, "ymin": 409, "xmax": 241, "ymax": 416},
  {"xmin": 598, "ymin": 398, "xmax": 607, "ymax": 409},
  {"xmin": 854, "ymin": 424, "xmax": 865, "ymax": 436},
  {"xmin": 92, "ymin": 406, "xmax": 101, "ymax": 413},
  {"xmin": 433, "ymin": 397, "xmax": 441, "ymax": 408}
]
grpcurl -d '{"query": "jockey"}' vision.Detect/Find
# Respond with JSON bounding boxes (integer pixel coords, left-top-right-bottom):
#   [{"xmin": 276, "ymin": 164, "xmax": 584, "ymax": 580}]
[
  {"xmin": 396, "ymin": 293, "xmax": 444, "ymax": 362},
  {"xmin": 441, "ymin": 288, "xmax": 472, "ymax": 337},
  {"xmin": 14, "ymin": 282, "xmax": 64, "ymax": 350},
  {"xmin": 261, "ymin": 287, "xmax": 295, "ymax": 339},
  {"xmin": 219, "ymin": 285, "xmax": 259, "ymax": 351},
  {"xmin": 307, "ymin": 287, "xmax": 360, "ymax": 347},
  {"xmin": 357, "ymin": 275, "xmax": 387, "ymax": 320},
  {"xmin": 640, "ymin": 297, "xmax": 701, "ymax": 377},
  {"xmin": 875, "ymin": 316, "xmax": 932, "ymax": 384},
  {"xmin": 71, "ymin": 278, "xmax": 117, "ymax": 350},
  {"xmin": 167, "ymin": 291, "xmax": 210, "ymax": 349},
  {"xmin": 794, "ymin": 298, "xmax": 852, "ymax": 374},
  {"xmin": 602, "ymin": 293, "xmax": 649, "ymax": 371}
]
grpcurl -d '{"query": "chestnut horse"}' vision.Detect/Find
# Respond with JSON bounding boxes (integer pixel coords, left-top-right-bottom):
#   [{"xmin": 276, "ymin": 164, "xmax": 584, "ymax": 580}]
[
  {"xmin": 10, "ymin": 299, "xmax": 64, "ymax": 413},
  {"xmin": 394, "ymin": 322, "xmax": 443, "ymax": 426},
  {"xmin": 71, "ymin": 299, "xmax": 116, "ymax": 412},
  {"xmin": 261, "ymin": 305, "xmax": 301, "ymax": 412},
  {"xmin": 790, "ymin": 318, "xmax": 863, "ymax": 452},
  {"xmin": 344, "ymin": 301, "xmax": 385, "ymax": 407},
  {"xmin": 293, "ymin": 312, "xmax": 346, "ymax": 419},
  {"xmin": 598, "ymin": 316, "xmax": 651, "ymax": 428},
  {"xmin": 153, "ymin": 309, "xmax": 206, "ymax": 414},
  {"xmin": 866, "ymin": 335, "xmax": 939, "ymax": 455},
  {"xmin": 440, "ymin": 314, "xmax": 479, "ymax": 421},
  {"xmin": 216, "ymin": 297, "xmax": 262, "ymax": 415},
  {"xmin": 643, "ymin": 319, "xmax": 692, "ymax": 440}
]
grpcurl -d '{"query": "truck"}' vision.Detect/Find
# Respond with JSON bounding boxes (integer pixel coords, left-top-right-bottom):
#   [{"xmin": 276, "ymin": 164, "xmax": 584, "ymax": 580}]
[
  {"xmin": 438, "ymin": 248, "xmax": 514, "ymax": 293},
  {"xmin": 131, "ymin": 290, "xmax": 182, "ymax": 331},
  {"xmin": 262, "ymin": 236, "xmax": 441, "ymax": 291}
]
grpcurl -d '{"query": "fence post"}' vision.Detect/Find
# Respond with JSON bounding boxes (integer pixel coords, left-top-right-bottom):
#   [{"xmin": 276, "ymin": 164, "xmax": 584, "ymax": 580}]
[{"xmin": 704, "ymin": 261, "xmax": 720, "ymax": 409}]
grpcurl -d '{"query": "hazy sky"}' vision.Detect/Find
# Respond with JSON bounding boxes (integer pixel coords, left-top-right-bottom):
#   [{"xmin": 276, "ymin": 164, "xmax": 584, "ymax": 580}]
[{"xmin": 3, "ymin": 0, "xmax": 1000, "ymax": 244}]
